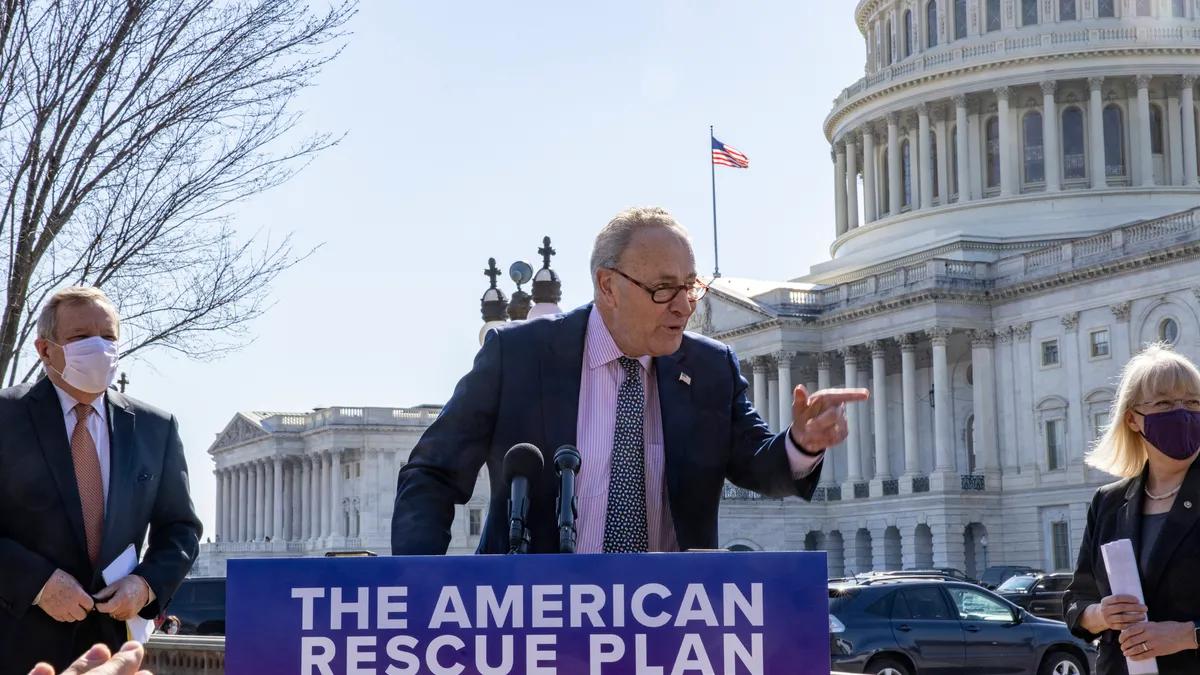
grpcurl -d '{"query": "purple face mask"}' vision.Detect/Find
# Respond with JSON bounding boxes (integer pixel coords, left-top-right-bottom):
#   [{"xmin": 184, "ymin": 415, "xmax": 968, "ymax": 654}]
[{"xmin": 1139, "ymin": 408, "xmax": 1200, "ymax": 460}]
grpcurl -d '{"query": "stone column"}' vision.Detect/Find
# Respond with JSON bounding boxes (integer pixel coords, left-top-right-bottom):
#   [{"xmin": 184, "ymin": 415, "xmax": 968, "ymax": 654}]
[
  {"xmin": 858, "ymin": 359, "xmax": 874, "ymax": 479},
  {"xmin": 934, "ymin": 107, "xmax": 949, "ymax": 204},
  {"xmin": 766, "ymin": 366, "xmax": 779, "ymax": 432},
  {"xmin": 234, "ymin": 466, "xmax": 244, "ymax": 542},
  {"xmin": 1136, "ymin": 75, "xmax": 1155, "ymax": 186},
  {"xmin": 264, "ymin": 459, "xmax": 275, "ymax": 540},
  {"xmin": 1168, "ymin": 86, "xmax": 1183, "ymax": 186},
  {"xmin": 834, "ymin": 144, "xmax": 848, "ymax": 236},
  {"xmin": 311, "ymin": 454, "xmax": 323, "ymax": 541},
  {"xmin": 246, "ymin": 463, "xmax": 257, "ymax": 541},
  {"xmin": 970, "ymin": 330, "xmax": 1000, "ymax": 478},
  {"xmin": 331, "ymin": 450, "xmax": 344, "ymax": 537},
  {"xmin": 862, "ymin": 126, "xmax": 878, "ymax": 222},
  {"xmin": 841, "ymin": 348, "xmax": 864, "ymax": 484},
  {"xmin": 256, "ymin": 461, "xmax": 267, "ymax": 541},
  {"xmin": 1042, "ymin": 81, "xmax": 1061, "ymax": 192},
  {"xmin": 899, "ymin": 334, "xmax": 921, "ymax": 478},
  {"xmin": 301, "ymin": 456, "xmax": 312, "ymax": 541},
  {"xmin": 1089, "ymin": 77, "xmax": 1107, "ymax": 188},
  {"xmin": 281, "ymin": 461, "xmax": 292, "ymax": 541},
  {"xmin": 1183, "ymin": 76, "xmax": 1198, "ymax": 187},
  {"xmin": 846, "ymin": 132, "xmax": 860, "ymax": 230},
  {"xmin": 752, "ymin": 357, "xmax": 771, "ymax": 421},
  {"xmin": 929, "ymin": 328, "xmax": 955, "ymax": 474},
  {"xmin": 776, "ymin": 351, "xmax": 795, "ymax": 433},
  {"xmin": 225, "ymin": 470, "xmax": 235, "ymax": 542},
  {"xmin": 1111, "ymin": 302, "xmax": 1133, "ymax": 364},
  {"xmin": 214, "ymin": 470, "xmax": 224, "ymax": 542},
  {"xmin": 887, "ymin": 112, "xmax": 902, "ymax": 215},
  {"xmin": 272, "ymin": 457, "xmax": 284, "ymax": 540},
  {"xmin": 995, "ymin": 86, "xmax": 1014, "ymax": 196},
  {"xmin": 953, "ymin": 95, "xmax": 971, "ymax": 202},
  {"xmin": 918, "ymin": 104, "xmax": 933, "ymax": 209},
  {"xmin": 323, "ymin": 452, "xmax": 334, "ymax": 538},
  {"xmin": 816, "ymin": 353, "xmax": 837, "ymax": 487},
  {"xmin": 868, "ymin": 341, "xmax": 891, "ymax": 482}
]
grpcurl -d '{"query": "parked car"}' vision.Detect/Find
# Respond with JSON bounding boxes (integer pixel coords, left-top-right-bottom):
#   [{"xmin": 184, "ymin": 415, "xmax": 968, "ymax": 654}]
[
  {"xmin": 167, "ymin": 576, "xmax": 226, "ymax": 636},
  {"xmin": 828, "ymin": 577, "xmax": 1096, "ymax": 675},
  {"xmin": 996, "ymin": 572, "xmax": 1074, "ymax": 620},
  {"xmin": 979, "ymin": 565, "xmax": 1044, "ymax": 590},
  {"xmin": 902, "ymin": 567, "xmax": 978, "ymax": 584}
]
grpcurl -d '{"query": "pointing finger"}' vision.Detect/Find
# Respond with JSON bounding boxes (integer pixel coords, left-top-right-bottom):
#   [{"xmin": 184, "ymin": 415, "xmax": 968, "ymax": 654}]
[{"xmin": 809, "ymin": 389, "xmax": 870, "ymax": 407}]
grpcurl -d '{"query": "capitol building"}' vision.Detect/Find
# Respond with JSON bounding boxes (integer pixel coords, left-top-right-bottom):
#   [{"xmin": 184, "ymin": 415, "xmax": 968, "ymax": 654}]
[{"xmin": 198, "ymin": 0, "xmax": 1200, "ymax": 580}]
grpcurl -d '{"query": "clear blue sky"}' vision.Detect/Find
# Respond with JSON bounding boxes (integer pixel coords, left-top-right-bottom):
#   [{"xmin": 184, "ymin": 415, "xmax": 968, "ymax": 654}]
[{"xmin": 125, "ymin": 2, "xmax": 864, "ymax": 539}]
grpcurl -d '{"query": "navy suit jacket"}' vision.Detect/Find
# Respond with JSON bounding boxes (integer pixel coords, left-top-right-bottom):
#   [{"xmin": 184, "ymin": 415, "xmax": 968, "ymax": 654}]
[
  {"xmin": 0, "ymin": 377, "xmax": 202, "ymax": 675},
  {"xmin": 391, "ymin": 304, "xmax": 824, "ymax": 555}
]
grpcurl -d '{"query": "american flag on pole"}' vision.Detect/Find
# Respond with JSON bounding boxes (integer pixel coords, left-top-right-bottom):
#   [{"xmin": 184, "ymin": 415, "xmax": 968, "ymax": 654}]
[{"xmin": 711, "ymin": 136, "xmax": 749, "ymax": 168}]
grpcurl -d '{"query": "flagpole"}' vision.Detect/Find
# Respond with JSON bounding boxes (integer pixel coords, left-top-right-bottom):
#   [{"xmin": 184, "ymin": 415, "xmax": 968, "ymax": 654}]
[{"xmin": 710, "ymin": 125, "xmax": 720, "ymax": 279}]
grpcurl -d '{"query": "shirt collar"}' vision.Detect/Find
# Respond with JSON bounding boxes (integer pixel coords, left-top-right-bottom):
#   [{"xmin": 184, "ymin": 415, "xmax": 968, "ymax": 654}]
[
  {"xmin": 53, "ymin": 383, "xmax": 107, "ymax": 423},
  {"xmin": 586, "ymin": 305, "xmax": 653, "ymax": 373}
]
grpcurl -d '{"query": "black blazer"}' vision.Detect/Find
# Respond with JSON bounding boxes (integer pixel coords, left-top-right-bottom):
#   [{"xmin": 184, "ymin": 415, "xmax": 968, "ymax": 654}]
[
  {"xmin": 391, "ymin": 304, "xmax": 824, "ymax": 555},
  {"xmin": 0, "ymin": 377, "xmax": 203, "ymax": 675},
  {"xmin": 1063, "ymin": 461, "xmax": 1200, "ymax": 675}
]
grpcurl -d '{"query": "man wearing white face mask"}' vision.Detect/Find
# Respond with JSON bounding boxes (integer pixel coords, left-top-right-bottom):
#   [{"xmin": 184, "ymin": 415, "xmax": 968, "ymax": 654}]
[{"xmin": 0, "ymin": 287, "xmax": 202, "ymax": 675}]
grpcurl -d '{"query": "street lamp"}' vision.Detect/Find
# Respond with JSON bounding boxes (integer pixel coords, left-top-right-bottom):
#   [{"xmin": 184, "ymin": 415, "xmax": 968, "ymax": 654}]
[
  {"xmin": 478, "ymin": 237, "xmax": 564, "ymax": 346},
  {"xmin": 980, "ymin": 534, "xmax": 989, "ymax": 573}
]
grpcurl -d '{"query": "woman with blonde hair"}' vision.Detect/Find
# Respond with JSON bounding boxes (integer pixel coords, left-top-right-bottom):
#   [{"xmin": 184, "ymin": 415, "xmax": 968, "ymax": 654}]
[{"xmin": 1063, "ymin": 343, "xmax": 1200, "ymax": 674}]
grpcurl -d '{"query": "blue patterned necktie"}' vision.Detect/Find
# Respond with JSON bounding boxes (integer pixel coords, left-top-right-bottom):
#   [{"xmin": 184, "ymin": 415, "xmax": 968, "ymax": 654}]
[{"xmin": 603, "ymin": 356, "xmax": 650, "ymax": 553}]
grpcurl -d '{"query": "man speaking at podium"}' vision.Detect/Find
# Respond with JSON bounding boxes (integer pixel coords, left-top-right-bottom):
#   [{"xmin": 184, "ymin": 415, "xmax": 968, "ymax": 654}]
[{"xmin": 392, "ymin": 207, "xmax": 867, "ymax": 555}]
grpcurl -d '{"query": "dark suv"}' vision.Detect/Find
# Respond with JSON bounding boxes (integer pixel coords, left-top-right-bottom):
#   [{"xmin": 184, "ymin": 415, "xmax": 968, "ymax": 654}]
[
  {"xmin": 996, "ymin": 573, "xmax": 1074, "ymax": 620},
  {"xmin": 980, "ymin": 565, "xmax": 1043, "ymax": 590},
  {"xmin": 167, "ymin": 576, "xmax": 226, "ymax": 636},
  {"xmin": 829, "ymin": 577, "xmax": 1095, "ymax": 675}
]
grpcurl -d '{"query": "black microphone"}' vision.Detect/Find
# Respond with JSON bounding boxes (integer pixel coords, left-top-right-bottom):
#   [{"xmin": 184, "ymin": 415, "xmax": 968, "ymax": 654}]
[
  {"xmin": 554, "ymin": 445, "xmax": 582, "ymax": 553},
  {"xmin": 503, "ymin": 443, "xmax": 543, "ymax": 554}
]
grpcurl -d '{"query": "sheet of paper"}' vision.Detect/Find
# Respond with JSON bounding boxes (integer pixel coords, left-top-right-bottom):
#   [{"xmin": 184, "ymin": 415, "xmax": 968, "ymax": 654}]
[
  {"xmin": 100, "ymin": 544, "xmax": 156, "ymax": 644},
  {"xmin": 1100, "ymin": 539, "xmax": 1158, "ymax": 675}
]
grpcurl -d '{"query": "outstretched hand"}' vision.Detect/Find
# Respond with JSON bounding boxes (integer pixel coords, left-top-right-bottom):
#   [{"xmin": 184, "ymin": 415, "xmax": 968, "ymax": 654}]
[
  {"xmin": 27, "ymin": 642, "xmax": 151, "ymax": 675},
  {"xmin": 789, "ymin": 385, "xmax": 869, "ymax": 452}
]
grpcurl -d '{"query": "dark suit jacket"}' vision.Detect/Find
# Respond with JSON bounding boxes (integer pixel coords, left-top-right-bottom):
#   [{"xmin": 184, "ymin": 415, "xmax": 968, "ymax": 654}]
[
  {"xmin": 1063, "ymin": 461, "xmax": 1200, "ymax": 675},
  {"xmin": 0, "ymin": 377, "xmax": 202, "ymax": 675},
  {"xmin": 391, "ymin": 304, "xmax": 824, "ymax": 555}
]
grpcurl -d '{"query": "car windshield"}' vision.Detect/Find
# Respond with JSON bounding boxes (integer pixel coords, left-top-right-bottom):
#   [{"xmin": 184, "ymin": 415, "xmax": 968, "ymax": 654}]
[{"xmin": 996, "ymin": 576, "xmax": 1037, "ymax": 591}]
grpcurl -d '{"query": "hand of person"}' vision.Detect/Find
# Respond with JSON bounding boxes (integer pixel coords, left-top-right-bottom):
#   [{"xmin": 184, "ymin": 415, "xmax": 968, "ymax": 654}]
[
  {"xmin": 789, "ymin": 385, "xmax": 870, "ymax": 452},
  {"xmin": 1093, "ymin": 594, "xmax": 1148, "ymax": 631},
  {"xmin": 36, "ymin": 570, "xmax": 94, "ymax": 623},
  {"xmin": 94, "ymin": 576, "xmax": 150, "ymax": 622},
  {"xmin": 26, "ymin": 642, "xmax": 151, "ymax": 675},
  {"xmin": 1120, "ymin": 621, "xmax": 1198, "ymax": 660}
]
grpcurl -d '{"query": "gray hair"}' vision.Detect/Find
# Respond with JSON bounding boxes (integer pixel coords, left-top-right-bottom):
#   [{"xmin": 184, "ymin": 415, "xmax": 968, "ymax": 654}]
[
  {"xmin": 37, "ymin": 287, "xmax": 119, "ymax": 342},
  {"xmin": 589, "ymin": 206, "xmax": 692, "ymax": 290}
]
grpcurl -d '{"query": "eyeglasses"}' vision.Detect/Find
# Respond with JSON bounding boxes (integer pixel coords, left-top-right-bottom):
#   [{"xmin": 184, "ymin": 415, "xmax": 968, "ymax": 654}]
[
  {"xmin": 607, "ymin": 268, "xmax": 708, "ymax": 304},
  {"xmin": 1134, "ymin": 398, "xmax": 1200, "ymax": 414}
]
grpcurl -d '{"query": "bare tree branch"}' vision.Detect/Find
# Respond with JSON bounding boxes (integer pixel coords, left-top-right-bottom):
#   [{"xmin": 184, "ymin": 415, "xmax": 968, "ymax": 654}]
[{"xmin": 0, "ymin": 0, "xmax": 356, "ymax": 384}]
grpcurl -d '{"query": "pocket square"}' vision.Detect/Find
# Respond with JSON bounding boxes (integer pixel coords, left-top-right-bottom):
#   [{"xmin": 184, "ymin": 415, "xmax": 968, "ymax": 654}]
[{"xmin": 679, "ymin": 373, "xmax": 691, "ymax": 385}]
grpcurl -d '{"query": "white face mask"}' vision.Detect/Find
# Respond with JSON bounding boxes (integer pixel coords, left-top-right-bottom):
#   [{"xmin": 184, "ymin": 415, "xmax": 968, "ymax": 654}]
[{"xmin": 47, "ymin": 336, "xmax": 120, "ymax": 394}]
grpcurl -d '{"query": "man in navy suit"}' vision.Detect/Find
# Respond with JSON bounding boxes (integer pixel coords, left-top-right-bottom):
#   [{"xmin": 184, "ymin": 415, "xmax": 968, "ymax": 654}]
[{"xmin": 391, "ymin": 207, "xmax": 866, "ymax": 555}]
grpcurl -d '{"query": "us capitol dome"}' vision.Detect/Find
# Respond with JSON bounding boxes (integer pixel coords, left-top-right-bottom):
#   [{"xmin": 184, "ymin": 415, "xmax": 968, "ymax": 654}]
[{"xmin": 697, "ymin": 0, "xmax": 1200, "ymax": 578}]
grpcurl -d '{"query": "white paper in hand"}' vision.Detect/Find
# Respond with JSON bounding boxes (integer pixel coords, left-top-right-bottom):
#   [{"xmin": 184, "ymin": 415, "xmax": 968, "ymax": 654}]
[
  {"xmin": 100, "ymin": 544, "xmax": 156, "ymax": 644},
  {"xmin": 1100, "ymin": 538, "xmax": 1158, "ymax": 675}
]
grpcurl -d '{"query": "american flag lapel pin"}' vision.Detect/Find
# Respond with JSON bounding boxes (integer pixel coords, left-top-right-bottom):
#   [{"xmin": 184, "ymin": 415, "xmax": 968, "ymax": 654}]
[{"xmin": 679, "ymin": 372, "xmax": 691, "ymax": 386}]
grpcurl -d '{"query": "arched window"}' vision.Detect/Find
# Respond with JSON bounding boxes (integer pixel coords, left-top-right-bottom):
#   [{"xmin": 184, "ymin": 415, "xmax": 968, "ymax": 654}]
[
  {"xmin": 927, "ymin": 1, "xmax": 939, "ymax": 48},
  {"xmin": 881, "ymin": 148, "xmax": 891, "ymax": 213},
  {"xmin": 986, "ymin": 117, "xmax": 1001, "ymax": 188},
  {"xmin": 1022, "ymin": 0, "xmax": 1039, "ymax": 25},
  {"xmin": 904, "ymin": 11, "xmax": 914, "ymax": 57},
  {"xmin": 1174, "ymin": 0, "xmax": 1187, "ymax": 17},
  {"xmin": 1150, "ymin": 104, "xmax": 1164, "ymax": 155},
  {"xmin": 931, "ymin": 131, "xmax": 940, "ymax": 200},
  {"xmin": 1062, "ymin": 107, "xmax": 1086, "ymax": 180},
  {"xmin": 902, "ymin": 139, "xmax": 913, "ymax": 207},
  {"xmin": 951, "ymin": 125, "xmax": 959, "ymax": 195},
  {"xmin": 1103, "ymin": 105, "xmax": 1126, "ymax": 178},
  {"xmin": 955, "ymin": 0, "xmax": 967, "ymax": 39},
  {"xmin": 1024, "ymin": 112, "xmax": 1044, "ymax": 183},
  {"xmin": 987, "ymin": 0, "xmax": 1002, "ymax": 30},
  {"xmin": 1098, "ymin": 0, "xmax": 1116, "ymax": 18},
  {"xmin": 1060, "ymin": 0, "xmax": 1078, "ymax": 20},
  {"xmin": 1136, "ymin": 0, "xmax": 1152, "ymax": 16}
]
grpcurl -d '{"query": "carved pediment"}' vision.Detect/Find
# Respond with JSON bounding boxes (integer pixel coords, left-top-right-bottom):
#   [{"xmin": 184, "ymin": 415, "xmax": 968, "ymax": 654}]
[{"xmin": 210, "ymin": 414, "xmax": 270, "ymax": 453}]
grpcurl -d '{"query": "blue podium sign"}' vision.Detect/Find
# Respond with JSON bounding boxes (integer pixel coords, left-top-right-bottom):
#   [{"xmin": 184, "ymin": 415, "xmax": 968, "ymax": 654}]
[{"xmin": 226, "ymin": 551, "xmax": 829, "ymax": 675}]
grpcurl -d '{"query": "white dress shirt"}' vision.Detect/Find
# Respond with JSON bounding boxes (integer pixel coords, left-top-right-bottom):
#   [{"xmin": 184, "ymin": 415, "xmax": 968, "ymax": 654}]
[{"xmin": 53, "ymin": 385, "xmax": 111, "ymax": 509}]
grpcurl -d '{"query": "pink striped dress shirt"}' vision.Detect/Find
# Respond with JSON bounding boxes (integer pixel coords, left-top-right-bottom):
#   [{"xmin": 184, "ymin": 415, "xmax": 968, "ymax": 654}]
[{"xmin": 574, "ymin": 306, "xmax": 822, "ymax": 553}]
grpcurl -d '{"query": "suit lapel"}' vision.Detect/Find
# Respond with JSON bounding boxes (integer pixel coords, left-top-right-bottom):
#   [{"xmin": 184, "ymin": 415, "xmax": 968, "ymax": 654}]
[
  {"xmin": 540, "ymin": 306, "xmax": 589, "ymax": 451},
  {"xmin": 655, "ymin": 343, "xmax": 693, "ymax": 510},
  {"xmin": 98, "ymin": 391, "xmax": 136, "ymax": 572},
  {"xmin": 26, "ymin": 378, "xmax": 90, "ymax": 563},
  {"xmin": 1143, "ymin": 461, "xmax": 1200, "ymax": 596}
]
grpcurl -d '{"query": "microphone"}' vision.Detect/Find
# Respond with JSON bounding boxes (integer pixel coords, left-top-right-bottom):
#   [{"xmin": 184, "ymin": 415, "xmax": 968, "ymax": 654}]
[
  {"xmin": 554, "ymin": 445, "xmax": 582, "ymax": 553},
  {"xmin": 503, "ymin": 443, "xmax": 543, "ymax": 554}
]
